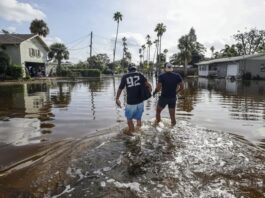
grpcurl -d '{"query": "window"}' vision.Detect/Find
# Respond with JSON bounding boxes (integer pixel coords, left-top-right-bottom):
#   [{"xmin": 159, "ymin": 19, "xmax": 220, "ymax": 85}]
[
  {"xmin": 28, "ymin": 48, "xmax": 41, "ymax": 58},
  {"xmin": 37, "ymin": 50, "xmax": 41, "ymax": 57},
  {"xmin": 261, "ymin": 64, "xmax": 265, "ymax": 72}
]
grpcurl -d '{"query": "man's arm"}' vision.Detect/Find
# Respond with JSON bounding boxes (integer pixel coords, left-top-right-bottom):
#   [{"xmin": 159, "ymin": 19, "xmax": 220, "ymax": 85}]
[
  {"xmin": 153, "ymin": 82, "xmax": 162, "ymax": 97},
  {"xmin": 177, "ymin": 81, "xmax": 184, "ymax": 94},
  {"xmin": 116, "ymin": 76, "xmax": 125, "ymax": 108},
  {"xmin": 115, "ymin": 88, "xmax": 122, "ymax": 108},
  {"xmin": 145, "ymin": 81, "xmax": 152, "ymax": 92}
]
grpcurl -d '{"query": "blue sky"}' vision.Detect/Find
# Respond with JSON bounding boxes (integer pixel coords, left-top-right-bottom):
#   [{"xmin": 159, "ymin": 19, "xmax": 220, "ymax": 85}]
[{"xmin": 1, "ymin": 0, "xmax": 265, "ymax": 63}]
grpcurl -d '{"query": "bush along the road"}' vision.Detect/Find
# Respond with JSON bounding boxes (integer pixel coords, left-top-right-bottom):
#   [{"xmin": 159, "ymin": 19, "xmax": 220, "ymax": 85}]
[
  {"xmin": 71, "ymin": 69, "xmax": 101, "ymax": 77},
  {"xmin": 6, "ymin": 64, "xmax": 23, "ymax": 79}
]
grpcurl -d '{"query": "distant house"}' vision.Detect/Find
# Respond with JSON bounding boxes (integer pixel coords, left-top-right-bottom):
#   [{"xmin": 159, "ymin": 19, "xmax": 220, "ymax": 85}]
[
  {"xmin": 0, "ymin": 34, "xmax": 49, "ymax": 77},
  {"xmin": 196, "ymin": 53, "xmax": 265, "ymax": 79}
]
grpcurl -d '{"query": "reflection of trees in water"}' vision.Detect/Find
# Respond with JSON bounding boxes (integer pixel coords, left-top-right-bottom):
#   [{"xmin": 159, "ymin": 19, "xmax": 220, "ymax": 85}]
[
  {"xmin": 0, "ymin": 85, "xmax": 25, "ymax": 116},
  {"xmin": 50, "ymin": 82, "xmax": 74, "ymax": 108},
  {"xmin": 177, "ymin": 79, "xmax": 199, "ymax": 112},
  {"xmin": 86, "ymin": 79, "xmax": 105, "ymax": 120}
]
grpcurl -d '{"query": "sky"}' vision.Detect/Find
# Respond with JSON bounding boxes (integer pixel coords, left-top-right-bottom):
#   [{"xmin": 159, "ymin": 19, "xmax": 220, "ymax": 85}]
[{"xmin": 1, "ymin": 0, "xmax": 265, "ymax": 63}]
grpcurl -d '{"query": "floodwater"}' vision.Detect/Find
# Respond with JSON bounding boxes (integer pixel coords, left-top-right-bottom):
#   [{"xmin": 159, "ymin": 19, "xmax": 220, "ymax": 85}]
[{"xmin": 0, "ymin": 77, "xmax": 265, "ymax": 197}]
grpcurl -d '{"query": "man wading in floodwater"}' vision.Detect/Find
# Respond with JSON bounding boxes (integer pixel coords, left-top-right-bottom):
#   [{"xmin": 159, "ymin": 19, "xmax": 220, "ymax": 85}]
[
  {"xmin": 116, "ymin": 66, "xmax": 152, "ymax": 135},
  {"xmin": 153, "ymin": 62, "xmax": 184, "ymax": 126}
]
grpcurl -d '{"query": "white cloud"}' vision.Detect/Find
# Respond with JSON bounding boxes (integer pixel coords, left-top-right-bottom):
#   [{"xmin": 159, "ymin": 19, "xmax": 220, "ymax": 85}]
[
  {"xmin": 44, "ymin": 36, "xmax": 64, "ymax": 46},
  {"xmin": 0, "ymin": 0, "xmax": 45, "ymax": 22},
  {"xmin": 115, "ymin": 0, "xmax": 265, "ymax": 60}
]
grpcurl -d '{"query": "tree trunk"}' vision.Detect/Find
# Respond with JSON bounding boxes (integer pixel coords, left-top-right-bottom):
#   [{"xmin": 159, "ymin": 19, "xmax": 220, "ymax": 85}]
[
  {"xmin": 184, "ymin": 57, "xmax": 188, "ymax": 76},
  {"xmin": 113, "ymin": 21, "xmax": 119, "ymax": 62}
]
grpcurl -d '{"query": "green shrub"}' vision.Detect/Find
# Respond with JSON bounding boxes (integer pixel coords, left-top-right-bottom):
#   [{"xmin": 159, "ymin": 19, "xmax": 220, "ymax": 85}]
[
  {"xmin": 6, "ymin": 65, "xmax": 22, "ymax": 79},
  {"xmin": 71, "ymin": 69, "xmax": 100, "ymax": 77}
]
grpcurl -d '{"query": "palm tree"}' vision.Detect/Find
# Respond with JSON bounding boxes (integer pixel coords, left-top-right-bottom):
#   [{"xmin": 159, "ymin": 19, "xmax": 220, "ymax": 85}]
[
  {"xmin": 178, "ymin": 35, "xmax": 193, "ymax": 75},
  {"xmin": 29, "ymin": 19, "xmax": 49, "ymax": 37},
  {"xmin": 122, "ymin": 37, "xmax": 127, "ymax": 59},
  {"xmin": 146, "ymin": 34, "xmax": 152, "ymax": 65},
  {"xmin": 163, "ymin": 49, "xmax": 168, "ymax": 61},
  {"xmin": 113, "ymin": 12, "xmax": 123, "ymax": 62},
  {"xmin": 139, "ymin": 48, "xmax": 142, "ymax": 64},
  {"xmin": 153, "ymin": 39, "xmax": 159, "ymax": 63},
  {"xmin": 48, "ymin": 43, "xmax": 69, "ymax": 76},
  {"xmin": 154, "ymin": 23, "xmax": 166, "ymax": 63},
  {"xmin": 141, "ymin": 44, "xmax": 146, "ymax": 63},
  {"xmin": 210, "ymin": 46, "xmax": 215, "ymax": 58}
]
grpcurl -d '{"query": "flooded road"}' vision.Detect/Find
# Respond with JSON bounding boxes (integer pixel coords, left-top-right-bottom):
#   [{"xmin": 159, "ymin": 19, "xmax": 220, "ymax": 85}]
[{"xmin": 0, "ymin": 77, "xmax": 265, "ymax": 197}]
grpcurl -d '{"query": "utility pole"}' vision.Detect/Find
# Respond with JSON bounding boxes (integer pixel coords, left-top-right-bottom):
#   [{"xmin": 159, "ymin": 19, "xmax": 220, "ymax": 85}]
[{"xmin": 89, "ymin": 31, "xmax": 93, "ymax": 57}]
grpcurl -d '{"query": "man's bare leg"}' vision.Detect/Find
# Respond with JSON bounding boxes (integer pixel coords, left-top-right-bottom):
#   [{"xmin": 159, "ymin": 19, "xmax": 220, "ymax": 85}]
[
  {"xmin": 168, "ymin": 107, "xmax": 176, "ymax": 126},
  {"xmin": 125, "ymin": 120, "xmax": 134, "ymax": 135},
  {"xmin": 135, "ymin": 119, "xmax": 142, "ymax": 131},
  {"xmin": 155, "ymin": 105, "xmax": 164, "ymax": 124}
]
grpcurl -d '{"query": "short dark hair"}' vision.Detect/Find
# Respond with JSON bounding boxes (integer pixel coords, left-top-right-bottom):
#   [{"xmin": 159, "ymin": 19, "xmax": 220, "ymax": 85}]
[{"xmin": 128, "ymin": 66, "xmax": 136, "ymax": 72}]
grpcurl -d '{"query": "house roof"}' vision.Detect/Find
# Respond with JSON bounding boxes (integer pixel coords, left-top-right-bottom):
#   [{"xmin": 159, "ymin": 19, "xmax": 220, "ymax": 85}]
[
  {"xmin": 196, "ymin": 53, "xmax": 265, "ymax": 65},
  {"xmin": 0, "ymin": 34, "xmax": 35, "ymax": 44},
  {"xmin": 0, "ymin": 33, "xmax": 49, "ymax": 51}
]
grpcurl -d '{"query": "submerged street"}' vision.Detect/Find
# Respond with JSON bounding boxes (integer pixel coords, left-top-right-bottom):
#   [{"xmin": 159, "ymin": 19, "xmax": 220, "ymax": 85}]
[{"xmin": 0, "ymin": 77, "xmax": 265, "ymax": 197}]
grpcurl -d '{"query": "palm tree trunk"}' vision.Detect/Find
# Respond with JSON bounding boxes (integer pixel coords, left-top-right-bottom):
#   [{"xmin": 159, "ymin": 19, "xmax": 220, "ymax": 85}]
[
  {"xmin": 113, "ymin": 21, "xmax": 119, "ymax": 62},
  {"xmin": 184, "ymin": 57, "xmax": 188, "ymax": 76}
]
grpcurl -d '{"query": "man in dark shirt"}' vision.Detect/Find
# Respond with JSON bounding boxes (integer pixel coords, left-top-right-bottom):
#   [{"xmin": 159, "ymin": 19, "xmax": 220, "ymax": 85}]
[
  {"xmin": 116, "ymin": 66, "xmax": 151, "ymax": 135},
  {"xmin": 153, "ymin": 63, "xmax": 184, "ymax": 126}
]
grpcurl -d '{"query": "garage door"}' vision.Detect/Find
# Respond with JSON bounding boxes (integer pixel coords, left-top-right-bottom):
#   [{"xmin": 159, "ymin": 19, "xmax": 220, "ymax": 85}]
[{"xmin": 227, "ymin": 64, "xmax": 238, "ymax": 76}]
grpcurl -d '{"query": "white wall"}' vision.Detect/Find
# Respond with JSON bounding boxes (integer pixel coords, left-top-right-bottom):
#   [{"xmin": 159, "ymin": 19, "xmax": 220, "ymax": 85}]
[
  {"xmin": 198, "ymin": 65, "xmax": 209, "ymax": 76},
  {"xmin": 20, "ymin": 37, "xmax": 48, "ymax": 77}
]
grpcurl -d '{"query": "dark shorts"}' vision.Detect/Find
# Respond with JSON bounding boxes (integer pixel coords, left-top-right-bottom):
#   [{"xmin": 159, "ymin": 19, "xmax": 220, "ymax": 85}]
[{"xmin": 158, "ymin": 96, "xmax": 177, "ymax": 109}]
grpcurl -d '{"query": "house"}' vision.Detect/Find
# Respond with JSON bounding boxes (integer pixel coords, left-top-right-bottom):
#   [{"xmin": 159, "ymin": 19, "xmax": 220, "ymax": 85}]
[
  {"xmin": 196, "ymin": 53, "xmax": 265, "ymax": 79},
  {"xmin": 0, "ymin": 34, "xmax": 49, "ymax": 77}
]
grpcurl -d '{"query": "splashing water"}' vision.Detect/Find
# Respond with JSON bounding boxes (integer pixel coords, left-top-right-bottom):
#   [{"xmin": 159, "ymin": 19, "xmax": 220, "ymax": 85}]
[{"xmin": 56, "ymin": 119, "xmax": 265, "ymax": 198}]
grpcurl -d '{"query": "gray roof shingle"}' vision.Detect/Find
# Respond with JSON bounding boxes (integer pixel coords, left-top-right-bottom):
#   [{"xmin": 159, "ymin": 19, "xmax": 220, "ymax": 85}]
[
  {"xmin": 0, "ymin": 34, "xmax": 35, "ymax": 44},
  {"xmin": 196, "ymin": 53, "xmax": 265, "ymax": 65}
]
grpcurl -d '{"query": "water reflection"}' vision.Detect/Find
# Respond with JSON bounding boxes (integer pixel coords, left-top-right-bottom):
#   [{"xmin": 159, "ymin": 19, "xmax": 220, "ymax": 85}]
[{"xmin": 0, "ymin": 77, "xmax": 265, "ymax": 146}]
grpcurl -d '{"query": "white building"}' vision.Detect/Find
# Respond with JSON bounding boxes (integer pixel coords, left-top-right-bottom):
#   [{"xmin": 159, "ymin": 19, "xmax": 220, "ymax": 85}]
[
  {"xmin": 197, "ymin": 53, "xmax": 265, "ymax": 79},
  {"xmin": 0, "ymin": 34, "xmax": 49, "ymax": 77}
]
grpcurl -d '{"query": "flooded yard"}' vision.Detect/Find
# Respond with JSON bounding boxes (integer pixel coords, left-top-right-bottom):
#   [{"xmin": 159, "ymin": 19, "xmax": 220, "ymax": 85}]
[{"xmin": 0, "ymin": 77, "xmax": 265, "ymax": 197}]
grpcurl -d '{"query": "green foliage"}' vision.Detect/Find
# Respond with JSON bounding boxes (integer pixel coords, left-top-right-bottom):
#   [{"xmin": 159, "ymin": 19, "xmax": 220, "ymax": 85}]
[
  {"xmin": 71, "ymin": 69, "xmax": 100, "ymax": 77},
  {"xmin": 30, "ymin": 19, "xmax": 49, "ymax": 37},
  {"xmin": 0, "ymin": 51, "xmax": 10, "ymax": 74},
  {"xmin": 6, "ymin": 65, "xmax": 22, "ymax": 79},
  {"xmin": 48, "ymin": 43, "xmax": 69, "ymax": 76},
  {"xmin": 233, "ymin": 28, "xmax": 265, "ymax": 55},
  {"xmin": 87, "ymin": 53, "xmax": 110, "ymax": 71}
]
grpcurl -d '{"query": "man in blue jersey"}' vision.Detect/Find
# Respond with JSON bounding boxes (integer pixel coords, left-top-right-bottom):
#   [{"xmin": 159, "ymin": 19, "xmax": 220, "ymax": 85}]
[
  {"xmin": 116, "ymin": 66, "xmax": 151, "ymax": 135},
  {"xmin": 153, "ymin": 63, "xmax": 184, "ymax": 126}
]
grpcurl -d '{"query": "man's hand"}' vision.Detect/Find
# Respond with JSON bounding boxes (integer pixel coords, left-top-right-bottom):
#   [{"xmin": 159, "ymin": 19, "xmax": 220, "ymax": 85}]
[{"xmin": 116, "ymin": 98, "xmax": 122, "ymax": 108}]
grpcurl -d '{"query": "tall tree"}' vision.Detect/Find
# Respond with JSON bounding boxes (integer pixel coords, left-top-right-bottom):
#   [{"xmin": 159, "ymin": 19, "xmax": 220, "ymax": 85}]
[
  {"xmin": 139, "ymin": 48, "xmax": 142, "ymax": 64},
  {"xmin": 233, "ymin": 28, "xmax": 265, "ymax": 55},
  {"xmin": 210, "ymin": 46, "xmax": 215, "ymax": 58},
  {"xmin": 153, "ymin": 39, "xmax": 159, "ymax": 63},
  {"xmin": 163, "ymin": 49, "xmax": 168, "ymax": 61},
  {"xmin": 146, "ymin": 34, "xmax": 152, "ymax": 65},
  {"xmin": 48, "ymin": 43, "xmax": 69, "ymax": 75},
  {"xmin": 122, "ymin": 37, "xmax": 127, "ymax": 60},
  {"xmin": 87, "ymin": 53, "xmax": 110, "ymax": 71},
  {"xmin": 154, "ymin": 23, "xmax": 167, "ymax": 63},
  {"xmin": 141, "ymin": 44, "xmax": 146, "ymax": 63},
  {"xmin": 29, "ymin": 19, "xmax": 49, "ymax": 37},
  {"xmin": 113, "ymin": 12, "xmax": 123, "ymax": 62},
  {"xmin": 219, "ymin": 44, "xmax": 239, "ymax": 57},
  {"xmin": 177, "ymin": 28, "xmax": 205, "ymax": 75}
]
